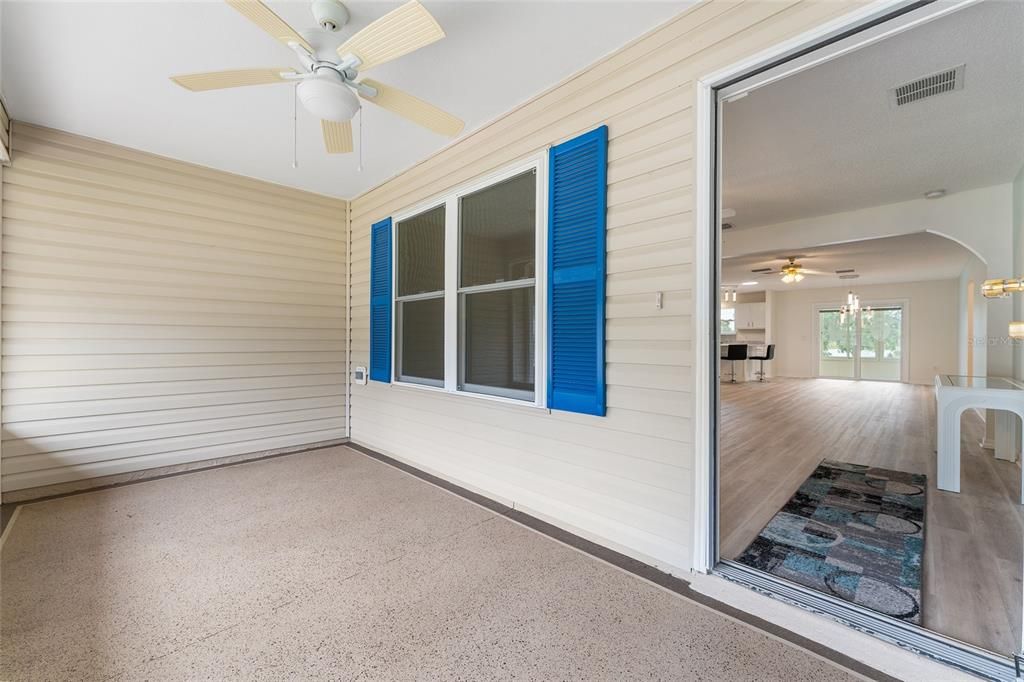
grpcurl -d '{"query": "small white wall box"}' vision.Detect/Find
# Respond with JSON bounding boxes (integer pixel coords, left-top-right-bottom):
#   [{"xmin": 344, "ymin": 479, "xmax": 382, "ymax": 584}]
[{"xmin": 353, "ymin": 367, "xmax": 367, "ymax": 385}]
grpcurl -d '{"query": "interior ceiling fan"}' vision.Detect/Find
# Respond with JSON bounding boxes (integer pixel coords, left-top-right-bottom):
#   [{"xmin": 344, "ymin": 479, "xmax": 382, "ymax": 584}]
[
  {"xmin": 170, "ymin": 0, "xmax": 464, "ymax": 155},
  {"xmin": 751, "ymin": 256, "xmax": 830, "ymax": 284}
]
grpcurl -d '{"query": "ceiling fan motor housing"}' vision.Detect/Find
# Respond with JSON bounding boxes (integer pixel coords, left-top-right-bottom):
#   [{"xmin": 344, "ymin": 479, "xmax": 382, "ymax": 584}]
[
  {"xmin": 312, "ymin": 0, "xmax": 349, "ymax": 32},
  {"xmin": 298, "ymin": 71, "xmax": 360, "ymax": 122}
]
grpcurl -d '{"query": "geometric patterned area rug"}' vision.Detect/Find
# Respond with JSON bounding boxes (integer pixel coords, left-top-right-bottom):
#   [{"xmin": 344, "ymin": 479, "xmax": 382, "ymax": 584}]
[{"xmin": 735, "ymin": 460, "xmax": 926, "ymax": 624}]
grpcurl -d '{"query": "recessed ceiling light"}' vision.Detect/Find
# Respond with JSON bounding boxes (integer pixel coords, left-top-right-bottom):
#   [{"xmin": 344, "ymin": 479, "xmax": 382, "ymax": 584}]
[
  {"xmin": 924, "ymin": 189, "xmax": 947, "ymax": 199},
  {"xmin": 740, "ymin": 281, "xmax": 758, "ymax": 286}
]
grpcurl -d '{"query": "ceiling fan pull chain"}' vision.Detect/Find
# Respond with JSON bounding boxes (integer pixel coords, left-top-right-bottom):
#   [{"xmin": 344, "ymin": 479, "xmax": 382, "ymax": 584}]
[
  {"xmin": 292, "ymin": 83, "xmax": 298, "ymax": 169},
  {"xmin": 357, "ymin": 108, "xmax": 364, "ymax": 173}
]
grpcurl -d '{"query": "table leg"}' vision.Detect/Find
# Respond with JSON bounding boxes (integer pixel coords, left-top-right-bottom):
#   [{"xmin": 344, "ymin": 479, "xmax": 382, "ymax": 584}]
[
  {"xmin": 994, "ymin": 410, "xmax": 1021, "ymax": 462},
  {"xmin": 936, "ymin": 400, "xmax": 961, "ymax": 493}
]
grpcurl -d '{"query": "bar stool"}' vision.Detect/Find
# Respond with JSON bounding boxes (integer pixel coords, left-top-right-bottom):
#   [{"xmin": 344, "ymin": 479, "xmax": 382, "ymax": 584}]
[
  {"xmin": 750, "ymin": 344, "xmax": 775, "ymax": 382},
  {"xmin": 722, "ymin": 344, "xmax": 748, "ymax": 383}
]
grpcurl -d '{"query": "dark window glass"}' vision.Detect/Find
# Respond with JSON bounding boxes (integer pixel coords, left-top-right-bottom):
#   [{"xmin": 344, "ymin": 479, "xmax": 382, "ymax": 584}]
[
  {"xmin": 397, "ymin": 205, "xmax": 445, "ymax": 296},
  {"xmin": 459, "ymin": 171, "xmax": 536, "ymax": 288},
  {"xmin": 398, "ymin": 297, "xmax": 445, "ymax": 384},
  {"xmin": 462, "ymin": 287, "xmax": 535, "ymax": 398}
]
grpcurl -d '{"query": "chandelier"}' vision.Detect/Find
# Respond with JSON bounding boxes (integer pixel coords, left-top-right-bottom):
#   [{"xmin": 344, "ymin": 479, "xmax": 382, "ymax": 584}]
[{"xmin": 840, "ymin": 291, "xmax": 872, "ymax": 324}]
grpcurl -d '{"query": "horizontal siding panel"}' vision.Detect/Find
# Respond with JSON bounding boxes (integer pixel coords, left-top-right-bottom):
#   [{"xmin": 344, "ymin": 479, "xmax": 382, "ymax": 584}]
[
  {"xmin": 356, "ymin": 382, "xmax": 689, "ymax": 455},
  {"xmin": 3, "ymin": 231, "xmax": 344, "ymax": 284},
  {"xmin": 2, "ymin": 407, "xmax": 345, "ymax": 458},
  {"xmin": 354, "ymin": 397, "xmax": 690, "ymax": 501},
  {"xmin": 607, "ymin": 214, "xmax": 692, "ymax": 251},
  {"xmin": 2, "ymin": 363, "xmax": 346, "ymax": 389},
  {"xmin": 606, "ymin": 315, "xmax": 690, "ymax": 342},
  {"xmin": 1, "ymin": 322, "xmax": 341, "ymax": 341},
  {"xmin": 606, "ymin": 363, "xmax": 690, "ymax": 391},
  {"xmin": 3, "ymin": 351, "xmax": 342, "ymax": 372},
  {"xmin": 607, "ymin": 291, "xmax": 691, "ymax": 319},
  {"xmin": 3, "ymin": 290, "xmax": 342, "ymax": 318},
  {"xmin": 2, "ymin": 395, "xmax": 344, "ymax": 438},
  {"xmin": 2, "ymin": 186, "xmax": 346, "ymax": 256},
  {"xmin": 3, "ymin": 384, "xmax": 345, "ymax": 423},
  {"xmin": 2, "ymin": 167, "xmax": 343, "ymax": 241},
  {"xmin": 3, "ymin": 416, "xmax": 345, "ymax": 473},
  {"xmin": 608, "ymin": 239, "xmax": 692, "ymax": 273},
  {"xmin": 3, "ymin": 305, "xmax": 345, "ymax": 329},
  {"xmin": 1, "ymin": 428, "xmax": 346, "ymax": 491},
  {"xmin": 3, "ymin": 204, "xmax": 344, "ymax": 265},
  {"xmin": 354, "ymin": 409, "xmax": 690, "ymax": 534},
  {"xmin": 3, "ymin": 274, "xmax": 343, "ymax": 307},
  {"xmin": 3, "ymin": 373, "xmax": 345, "ymax": 405},
  {"xmin": 13, "ymin": 123, "xmax": 344, "ymax": 212},
  {"xmin": 7, "ymin": 154, "xmax": 343, "ymax": 233},
  {"xmin": 3, "ymin": 254, "xmax": 344, "ymax": 297},
  {"xmin": 3, "ymin": 338, "xmax": 344, "ymax": 356},
  {"xmin": 2, "ymin": 125, "xmax": 348, "ymax": 492}
]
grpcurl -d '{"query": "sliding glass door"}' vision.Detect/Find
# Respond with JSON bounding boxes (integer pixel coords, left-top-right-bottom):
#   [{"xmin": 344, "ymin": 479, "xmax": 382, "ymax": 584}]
[{"xmin": 818, "ymin": 306, "xmax": 903, "ymax": 382}]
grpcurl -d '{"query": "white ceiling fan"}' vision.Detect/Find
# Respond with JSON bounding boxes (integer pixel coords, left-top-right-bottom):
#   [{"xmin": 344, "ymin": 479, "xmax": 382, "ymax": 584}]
[{"xmin": 170, "ymin": 0, "xmax": 464, "ymax": 155}]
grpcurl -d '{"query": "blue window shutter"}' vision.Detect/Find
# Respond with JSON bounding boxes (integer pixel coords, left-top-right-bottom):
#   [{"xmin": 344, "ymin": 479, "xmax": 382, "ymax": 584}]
[
  {"xmin": 547, "ymin": 126, "xmax": 607, "ymax": 416},
  {"xmin": 369, "ymin": 218, "xmax": 393, "ymax": 383}
]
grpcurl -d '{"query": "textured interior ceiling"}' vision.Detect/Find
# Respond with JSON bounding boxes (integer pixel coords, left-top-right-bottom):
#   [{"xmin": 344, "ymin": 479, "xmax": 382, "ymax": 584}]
[
  {"xmin": 0, "ymin": 1, "xmax": 689, "ymax": 199},
  {"xmin": 722, "ymin": 232, "xmax": 973, "ymax": 292},
  {"xmin": 721, "ymin": 0, "xmax": 1024, "ymax": 230}
]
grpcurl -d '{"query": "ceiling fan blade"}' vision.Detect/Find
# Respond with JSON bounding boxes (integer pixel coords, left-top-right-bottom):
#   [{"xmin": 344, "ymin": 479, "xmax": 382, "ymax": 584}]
[
  {"xmin": 171, "ymin": 68, "xmax": 297, "ymax": 91},
  {"xmin": 359, "ymin": 79, "xmax": 463, "ymax": 137},
  {"xmin": 322, "ymin": 120, "xmax": 353, "ymax": 154},
  {"xmin": 337, "ymin": 1, "xmax": 444, "ymax": 72},
  {"xmin": 225, "ymin": 0, "xmax": 313, "ymax": 52}
]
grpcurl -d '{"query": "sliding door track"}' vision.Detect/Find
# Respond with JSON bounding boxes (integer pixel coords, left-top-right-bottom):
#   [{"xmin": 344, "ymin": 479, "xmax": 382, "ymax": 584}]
[{"xmin": 715, "ymin": 561, "xmax": 1017, "ymax": 682}]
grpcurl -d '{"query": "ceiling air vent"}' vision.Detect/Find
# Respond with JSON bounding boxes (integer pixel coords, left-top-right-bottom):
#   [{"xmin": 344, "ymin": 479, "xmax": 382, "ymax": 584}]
[
  {"xmin": 839, "ymin": 274, "xmax": 860, "ymax": 280},
  {"xmin": 751, "ymin": 267, "xmax": 773, "ymax": 274},
  {"xmin": 889, "ymin": 64, "xmax": 965, "ymax": 107},
  {"xmin": 835, "ymin": 268, "xmax": 855, "ymax": 274}
]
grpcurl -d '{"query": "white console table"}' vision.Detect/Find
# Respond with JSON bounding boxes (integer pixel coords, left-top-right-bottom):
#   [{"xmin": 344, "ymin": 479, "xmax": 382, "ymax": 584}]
[{"xmin": 934, "ymin": 374, "xmax": 1024, "ymax": 504}]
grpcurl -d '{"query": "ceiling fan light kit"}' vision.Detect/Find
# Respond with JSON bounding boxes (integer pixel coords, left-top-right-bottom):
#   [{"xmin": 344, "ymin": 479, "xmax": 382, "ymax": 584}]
[
  {"xmin": 170, "ymin": 0, "xmax": 463, "ymax": 155},
  {"xmin": 298, "ymin": 72, "xmax": 361, "ymax": 122},
  {"xmin": 780, "ymin": 257, "xmax": 805, "ymax": 284}
]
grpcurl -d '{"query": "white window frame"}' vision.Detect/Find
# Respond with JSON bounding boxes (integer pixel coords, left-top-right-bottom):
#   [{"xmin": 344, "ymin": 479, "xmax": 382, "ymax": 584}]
[
  {"xmin": 390, "ymin": 152, "xmax": 549, "ymax": 408},
  {"xmin": 393, "ymin": 202, "xmax": 447, "ymax": 388}
]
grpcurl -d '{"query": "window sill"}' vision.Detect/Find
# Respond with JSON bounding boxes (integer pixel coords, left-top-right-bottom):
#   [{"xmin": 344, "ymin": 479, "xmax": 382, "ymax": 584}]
[{"xmin": 390, "ymin": 380, "xmax": 550, "ymax": 412}]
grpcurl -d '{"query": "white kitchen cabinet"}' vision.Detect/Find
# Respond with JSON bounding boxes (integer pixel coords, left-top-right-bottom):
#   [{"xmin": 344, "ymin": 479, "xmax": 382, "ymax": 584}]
[{"xmin": 734, "ymin": 302, "xmax": 766, "ymax": 330}]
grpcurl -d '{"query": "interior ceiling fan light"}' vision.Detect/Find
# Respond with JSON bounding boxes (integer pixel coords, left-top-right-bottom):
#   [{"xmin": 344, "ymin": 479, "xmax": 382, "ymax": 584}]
[{"xmin": 298, "ymin": 73, "xmax": 360, "ymax": 122}]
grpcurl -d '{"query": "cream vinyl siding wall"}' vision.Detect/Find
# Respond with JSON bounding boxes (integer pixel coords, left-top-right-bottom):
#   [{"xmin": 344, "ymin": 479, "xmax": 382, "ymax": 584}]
[
  {"xmin": 1, "ymin": 123, "xmax": 347, "ymax": 493},
  {"xmin": 350, "ymin": 0, "xmax": 863, "ymax": 574}
]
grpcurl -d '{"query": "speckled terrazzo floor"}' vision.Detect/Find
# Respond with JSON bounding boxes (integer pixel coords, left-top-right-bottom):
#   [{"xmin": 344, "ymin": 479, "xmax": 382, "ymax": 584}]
[{"xmin": 1, "ymin": 446, "xmax": 864, "ymax": 681}]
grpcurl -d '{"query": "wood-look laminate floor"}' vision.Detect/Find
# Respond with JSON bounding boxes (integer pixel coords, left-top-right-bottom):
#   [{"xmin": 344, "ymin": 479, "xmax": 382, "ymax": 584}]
[{"xmin": 720, "ymin": 377, "xmax": 1023, "ymax": 657}]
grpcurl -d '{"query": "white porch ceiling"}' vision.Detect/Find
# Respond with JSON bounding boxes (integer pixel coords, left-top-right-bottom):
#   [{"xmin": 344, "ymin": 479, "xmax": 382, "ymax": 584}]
[
  {"xmin": 0, "ymin": 1, "xmax": 689, "ymax": 200},
  {"xmin": 721, "ymin": 0, "xmax": 1024, "ymax": 230}
]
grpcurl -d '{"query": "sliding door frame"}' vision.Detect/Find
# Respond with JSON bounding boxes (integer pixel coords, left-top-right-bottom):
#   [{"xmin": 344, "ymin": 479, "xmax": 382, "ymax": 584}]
[
  {"xmin": 812, "ymin": 300, "xmax": 910, "ymax": 382},
  {"xmin": 691, "ymin": 0, "xmax": 1018, "ymax": 678}
]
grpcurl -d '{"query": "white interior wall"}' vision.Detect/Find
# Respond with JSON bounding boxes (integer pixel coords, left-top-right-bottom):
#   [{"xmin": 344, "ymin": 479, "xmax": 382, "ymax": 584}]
[
  {"xmin": 1013, "ymin": 164, "xmax": 1024, "ymax": 382},
  {"xmin": 770, "ymin": 279, "xmax": 959, "ymax": 385},
  {"xmin": 957, "ymin": 254, "xmax": 989, "ymax": 377}
]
